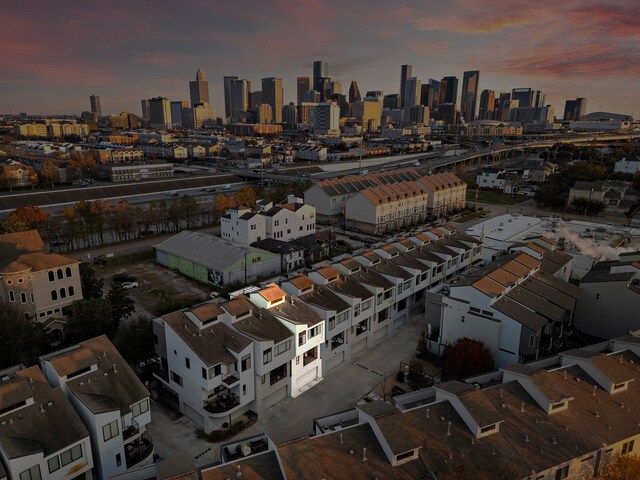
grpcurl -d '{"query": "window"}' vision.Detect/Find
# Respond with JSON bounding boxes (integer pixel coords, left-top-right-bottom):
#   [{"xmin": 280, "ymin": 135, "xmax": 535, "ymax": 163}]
[
  {"xmin": 185, "ymin": 357, "xmax": 190, "ymax": 369},
  {"xmin": 274, "ymin": 340, "xmax": 291, "ymax": 356},
  {"xmin": 214, "ymin": 364, "xmax": 221, "ymax": 376},
  {"xmin": 397, "ymin": 284, "xmax": 403, "ymax": 294},
  {"xmin": 171, "ymin": 371, "xmax": 183, "ymax": 386},
  {"xmin": 201, "ymin": 367, "xmax": 207, "ymax": 379},
  {"xmin": 241, "ymin": 354, "xmax": 251, "ymax": 371},
  {"xmin": 65, "ymin": 267, "xmax": 72, "ymax": 277},
  {"xmin": 480, "ymin": 424, "xmax": 497, "ymax": 435},
  {"xmin": 622, "ymin": 440, "xmax": 635, "ymax": 455},
  {"xmin": 19, "ymin": 466, "xmax": 41, "ymax": 480},
  {"xmin": 243, "ymin": 384, "xmax": 246, "ymax": 395},
  {"xmin": 309, "ymin": 324, "xmax": 322, "ymax": 338},
  {"xmin": 19, "ymin": 292, "xmax": 27, "ymax": 304},
  {"xmin": 263, "ymin": 348, "xmax": 272, "ymax": 364},
  {"xmin": 555, "ymin": 465, "xmax": 569, "ymax": 480},
  {"xmin": 68, "ymin": 286, "xmax": 75, "ymax": 296},
  {"xmin": 57, "ymin": 269, "xmax": 63, "ymax": 280},
  {"xmin": 132, "ymin": 399, "xmax": 149, "ymax": 417},
  {"xmin": 60, "ymin": 444, "xmax": 83, "ymax": 466},
  {"xmin": 51, "ymin": 290, "xmax": 58, "ymax": 301},
  {"xmin": 59, "ymin": 288, "xmax": 66, "ymax": 299},
  {"xmin": 529, "ymin": 335, "xmax": 537, "ymax": 348},
  {"xmin": 102, "ymin": 420, "xmax": 119, "ymax": 442},
  {"xmin": 48, "ymin": 271, "xmax": 55, "ymax": 282},
  {"xmin": 48, "ymin": 456, "xmax": 60, "ymax": 473},
  {"xmin": 116, "ymin": 453, "xmax": 122, "ymax": 467},
  {"xmin": 329, "ymin": 316, "xmax": 336, "ymax": 330},
  {"xmin": 354, "ymin": 304, "xmax": 360, "ymax": 317},
  {"xmin": 298, "ymin": 331, "xmax": 306, "ymax": 346},
  {"xmin": 8, "ymin": 290, "xmax": 15, "ymax": 302},
  {"xmin": 362, "ymin": 299, "xmax": 372, "ymax": 310}
]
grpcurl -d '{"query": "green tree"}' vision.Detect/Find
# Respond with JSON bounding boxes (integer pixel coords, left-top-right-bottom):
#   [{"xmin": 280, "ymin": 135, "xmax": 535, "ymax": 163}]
[
  {"xmin": 114, "ymin": 316, "xmax": 155, "ymax": 364},
  {"xmin": 106, "ymin": 283, "xmax": 136, "ymax": 330},
  {"xmin": 65, "ymin": 298, "xmax": 113, "ymax": 344},
  {"xmin": 442, "ymin": 338, "xmax": 494, "ymax": 381},
  {"xmin": 0, "ymin": 303, "xmax": 50, "ymax": 368},
  {"xmin": 79, "ymin": 262, "xmax": 104, "ymax": 299}
]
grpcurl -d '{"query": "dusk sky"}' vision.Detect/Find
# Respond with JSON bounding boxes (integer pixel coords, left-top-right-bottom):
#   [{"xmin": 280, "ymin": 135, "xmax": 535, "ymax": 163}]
[{"xmin": 2, "ymin": 0, "xmax": 639, "ymax": 118}]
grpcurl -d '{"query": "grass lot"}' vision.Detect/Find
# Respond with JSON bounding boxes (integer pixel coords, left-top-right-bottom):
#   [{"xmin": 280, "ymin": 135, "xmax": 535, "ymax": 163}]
[
  {"xmin": 454, "ymin": 209, "xmax": 490, "ymax": 223},
  {"xmin": 466, "ymin": 189, "xmax": 530, "ymax": 205}
]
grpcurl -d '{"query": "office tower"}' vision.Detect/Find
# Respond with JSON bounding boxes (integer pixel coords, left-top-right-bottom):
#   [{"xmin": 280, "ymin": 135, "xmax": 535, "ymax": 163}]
[
  {"xmin": 439, "ymin": 76, "xmax": 459, "ymax": 106},
  {"xmin": 383, "ymin": 94, "xmax": 401, "ymax": 109},
  {"xmin": 403, "ymin": 77, "xmax": 421, "ymax": 108},
  {"xmin": 89, "ymin": 95, "xmax": 102, "ymax": 117},
  {"xmin": 420, "ymin": 84, "xmax": 434, "ymax": 108},
  {"xmin": 478, "ymin": 89, "xmax": 495, "ymax": 120},
  {"xmin": 282, "ymin": 102, "xmax": 297, "ymax": 127},
  {"xmin": 331, "ymin": 93, "xmax": 349, "ymax": 117},
  {"xmin": 140, "ymin": 99, "xmax": 150, "ymax": 122},
  {"xmin": 312, "ymin": 102, "xmax": 340, "ymax": 133},
  {"xmin": 261, "ymin": 77, "xmax": 283, "ymax": 123},
  {"xmin": 318, "ymin": 77, "xmax": 331, "ymax": 102},
  {"xmin": 223, "ymin": 76, "xmax": 239, "ymax": 118},
  {"xmin": 352, "ymin": 99, "xmax": 382, "ymax": 132},
  {"xmin": 313, "ymin": 60, "xmax": 328, "ymax": 92},
  {"xmin": 330, "ymin": 81, "xmax": 342, "ymax": 96},
  {"xmin": 496, "ymin": 92, "xmax": 511, "ymax": 121},
  {"xmin": 563, "ymin": 98, "xmax": 587, "ymax": 121},
  {"xmin": 439, "ymin": 103, "xmax": 458, "ymax": 130},
  {"xmin": 511, "ymin": 88, "xmax": 544, "ymax": 108},
  {"xmin": 148, "ymin": 97, "xmax": 172, "ymax": 130},
  {"xmin": 170, "ymin": 100, "xmax": 189, "ymax": 126},
  {"xmin": 193, "ymin": 102, "xmax": 215, "ymax": 127},
  {"xmin": 399, "ymin": 65, "xmax": 412, "ymax": 108},
  {"xmin": 189, "ymin": 69, "xmax": 210, "ymax": 108},
  {"xmin": 365, "ymin": 90, "xmax": 383, "ymax": 100},
  {"xmin": 257, "ymin": 104, "xmax": 273, "ymax": 124},
  {"xmin": 501, "ymin": 99, "xmax": 519, "ymax": 122},
  {"xmin": 349, "ymin": 81, "xmax": 361, "ymax": 103},
  {"xmin": 428, "ymin": 79, "xmax": 441, "ymax": 109},
  {"xmin": 404, "ymin": 105, "xmax": 429, "ymax": 124},
  {"xmin": 230, "ymin": 79, "xmax": 251, "ymax": 122},
  {"xmin": 297, "ymin": 76, "xmax": 310, "ymax": 105},
  {"xmin": 298, "ymin": 102, "xmax": 316, "ymax": 125},
  {"xmin": 303, "ymin": 90, "xmax": 321, "ymax": 103},
  {"xmin": 460, "ymin": 70, "xmax": 479, "ymax": 122},
  {"xmin": 249, "ymin": 91, "xmax": 262, "ymax": 109}
]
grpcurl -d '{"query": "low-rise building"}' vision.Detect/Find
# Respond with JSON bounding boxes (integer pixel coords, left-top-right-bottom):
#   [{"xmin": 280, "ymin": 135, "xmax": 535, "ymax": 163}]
[
  {"xmin": 613, "ymin": 153, "xmax": 640, "ymax": 175},
  {"xmin": 295, "ymin": 147, "xmax": 328, "ymax": 162},
  {"xmin": 40, "ymin": 336, "xmax": 153, "ymax": 480},
  {"xmin": 251, "ymin": 238, "xmax": 305, "ymax": 272},
  {"xmin": 0, "ymin": 160, "xmax": 37, "ymax": 187},
  {"xmin": 465, "ymin": 119, "xmax": 523, "ymax": 137},
  {"xmin": 95, "ymin": 162, "xmax": 173, "ymax": 182},
  {"xmin": 568, "ymin": 180, "xmax": 637, "ymax": 214}
]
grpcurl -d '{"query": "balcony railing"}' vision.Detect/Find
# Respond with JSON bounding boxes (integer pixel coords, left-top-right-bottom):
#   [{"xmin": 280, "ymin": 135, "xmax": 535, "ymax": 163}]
[
  {"xmin": 125, "ymin": 432, "xmax": 153, "ymax": 469},
  {"xmin": 122, "ymin": 418, "xmax": 139, "ymax": 441},
  {"xmin": 204, "ymin": 393, "xmax": 240, "ymax": 414}
]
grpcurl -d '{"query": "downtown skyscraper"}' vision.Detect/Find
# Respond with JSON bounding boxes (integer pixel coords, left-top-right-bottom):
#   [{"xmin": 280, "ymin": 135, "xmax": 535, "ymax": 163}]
[
  {"xmin": 399, "ymin": 64, "xmax": 412, "ymax": 108},
  {"xmin": 89, "ymin": 95, "xmax": 102, "ymax": 117},
  {"xmin": 461, "ymin": 70, "xmax": 479, "ymax": 122},
  {"xmin": 262, "ymin": 77, "xmax": 283, "ymax": 124},
  {"xmin": 478, "ymin": 89, "xmax": 496, "ymax": 120},
  {"xmin": 312, "ymin": 60, "xmax": 328, "ymax": 92},
  {"xmin": 189, "ymin": 69, "xmax": 210, "ymax": 107}
]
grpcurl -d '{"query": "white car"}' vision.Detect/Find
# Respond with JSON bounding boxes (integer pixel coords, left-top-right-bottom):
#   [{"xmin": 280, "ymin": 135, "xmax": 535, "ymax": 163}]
[
  {"xmin": 210, "ymin": 292, "xmax": 220, "ymax": 299},
  {"xmin": 121, "ymin": 281, "xmax": 139, "ymax": 289}
]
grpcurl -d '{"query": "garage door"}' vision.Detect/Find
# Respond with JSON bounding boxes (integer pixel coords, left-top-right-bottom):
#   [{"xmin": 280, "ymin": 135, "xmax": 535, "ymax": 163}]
[
  {"xmin": 394, "ymin": 313, "xmax": 407, "ymax": 329},
  {"xmin": 325, "ymin": 351, "xmax": 345, "ymax": 372},
  {"xmin": 183, "ymin": 403, "xmax": 204, "ymax": 428},
  {"xmin": 351, "ymin": 335, "xmax": 368, "ymax": 356},
  {"xmin": 263, "ymin": 385, "xmax": 287, "ymax": 412},
  {"xmin": 297, "ymin": 367, "xmax": 318, "ymax": 389},
  {"xmin": 374, "ymin": 325, "xmax": 388, "ymax": 344}
]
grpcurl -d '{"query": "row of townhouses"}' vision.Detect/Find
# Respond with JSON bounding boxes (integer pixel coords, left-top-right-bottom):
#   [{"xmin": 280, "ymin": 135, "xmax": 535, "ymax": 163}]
[
  {"xmin": 0, "ymin": 336, "xmax": 152, "ymax": 480},
  {"xmin": 152, "ymin": 225, "xmax": 487, "ymax": 433},
  {"xmin": 199, "ymin": 335, "xmax": 640, "ymax": 480}
]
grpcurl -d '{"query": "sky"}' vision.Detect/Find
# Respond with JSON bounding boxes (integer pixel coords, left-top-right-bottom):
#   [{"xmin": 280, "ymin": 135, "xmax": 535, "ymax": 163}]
[{"xmin": 1, "ymin": 0, "xmax": 639, "ymax": 118}]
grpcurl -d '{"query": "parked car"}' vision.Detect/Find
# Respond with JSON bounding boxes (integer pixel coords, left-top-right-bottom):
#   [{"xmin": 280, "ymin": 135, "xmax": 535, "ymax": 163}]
[
  {"xmin": 113, "ymin": 274, "xmax": 137, "ymax": 284},
  {"xmin": 166, "ymin": 190, "xmax": 179, "ymax": 197},
  {"xmin": 206, "ymin": 187, "xmax": 217, "ymax": 192},
  {"xmin": 220, "ymin": 185, "xmax": 231, "ymax": 190},
  {"xmin": 50, "ymin": 240, "xmax": 65, "ymax": 247},
  {"xmin": 121, "ymin": 281, "xmax": 139, "ymax": 289},
  {"xmin": 210, "ymin": 291, "xmax": 220, "ymax": 299}
]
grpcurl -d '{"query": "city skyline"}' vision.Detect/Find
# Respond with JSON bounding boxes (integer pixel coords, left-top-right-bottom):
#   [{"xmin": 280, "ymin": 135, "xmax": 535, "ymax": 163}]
[{"xmin": 1, "ymin": 0, "xmax": 639, "ymax": 117}]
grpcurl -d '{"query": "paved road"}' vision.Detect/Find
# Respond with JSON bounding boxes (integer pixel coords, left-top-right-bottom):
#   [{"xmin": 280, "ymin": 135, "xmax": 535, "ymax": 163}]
[{"xmin": 147, "ymin": 315, "xmax": 426, "ymax": 465}]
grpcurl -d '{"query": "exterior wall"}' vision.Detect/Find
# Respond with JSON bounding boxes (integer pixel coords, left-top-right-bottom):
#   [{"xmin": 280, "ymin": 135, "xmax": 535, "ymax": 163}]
[
  {"xmin": 575, "ymin": 281, "xmax": 640, "ymax": 339},
  {"xmin": 304, "ymin": 185, "xmax": 342, "ymax": 219},
  {"xmin": 221, "ymin": 210, "xmax": 267, "ymax": 245},
  {"xmin": 32, "ymin": 265, "xmax": 82, "ymax": 318},
  {"xmin": 252, "ymin": 337, "xmax": 294, "ymax": 417}
]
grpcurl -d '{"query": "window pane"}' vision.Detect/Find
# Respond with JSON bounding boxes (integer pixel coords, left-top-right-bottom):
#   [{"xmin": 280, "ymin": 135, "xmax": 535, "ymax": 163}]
[
  {"xmin": 60, "ymin": 448, "xmax": 73, "ymax": 466},
  {"xmin": 48, "ymin": 456, "xmax": 60, "ymax": 473},
  {"xmin": 72, "ymin": 444, "xmax": 83, "ymax": 460}
]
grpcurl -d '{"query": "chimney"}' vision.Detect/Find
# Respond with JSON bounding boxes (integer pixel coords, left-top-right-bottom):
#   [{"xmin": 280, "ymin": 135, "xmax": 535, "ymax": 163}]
[
  {"xmin": 520, "ymin": 402, "xmax": 525, "ymax": 413},
  {"xmin": 362, "ymin": 447, "xmax": 367, "ymax": 462},
  {"xmin": 39, "ymin": 405, "xmax": 45, "ymax": 413},
  {"xmin": 426, "ymin": 408, "xmax": 430, "ymax": 418},
  {"xmin": 113, "ymin": 363, "xmax": 118, "ymax": 374},
  {"xmin": 446, "ymin": 421, "xmax": 452, "ymax": 436}
]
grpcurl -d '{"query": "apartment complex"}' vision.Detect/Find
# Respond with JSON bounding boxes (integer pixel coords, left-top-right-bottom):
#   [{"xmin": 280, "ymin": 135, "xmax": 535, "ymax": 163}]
[
  {"xmin": 221, "ymin": 196, "xmax": 316, "ymax": 245},
  {"xmin": 305, "ymin": 168, "xmax": 466, "ymax": 224},
  {"xmin": 152, "ymin": 225, "xmax": 484, "ymax": 433},
  {"xmin": 0, "ymin": 160, "xmax": 37, "ymax": 187},
  {"xmin": 40, "ymin": 336, "xmax": 153, "ymax": 480},
  {"xmin": 0, "ymin": 230, "xmax": 82, "ymax": 338}
]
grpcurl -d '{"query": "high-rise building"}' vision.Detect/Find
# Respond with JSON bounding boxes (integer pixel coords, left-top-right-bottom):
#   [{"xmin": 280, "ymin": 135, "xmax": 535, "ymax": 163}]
[
  {"xmin": 189, "ymin": 69, "xmax": 210, "ymax": 108},
  {"xmin": 303, "ymin": 90, "xmax": 321, "ymax": 103},
  {"xmin": 383, "ymin": 94, "xmax": 400, "ymax": 110},
  {"xmin": 297, "ymin": 76, "xmax": 310, "ymax": 105},
  {"xmin": 140, "ymin": 99, "xmax": 150, "ymax": 122},
  {"xmin": 170, "ymin": 100, "xmax": 189, "ymax": 127},
  {"xmin": 404, "ymin": 105, "xmax": 429, "ymax": 125},
  {"xmin": 460, "ymin": 70, "xmax": 479, "ymax": 122},
  {"xmin": 249, "ymin": 91, "xmax": 262, "ymax": 110},
  {"xmin": 89, "ymin": 95, "xmax": 102, "ymax": 117},
  {"xmin": 496, "ymin": 92, "xmax": 511, "ymax": 121},
  {"xmin": 365, "ymin": 91, "xmax": 383, "ymax": 100},
  {"xmin": 349, "ymin": 81, "xmax": 361, "ymax": 103},
  {"xmin": 511, "ymin": 88, "xmax": 545, "ymax": 108},
  {"xmin": 313, "ymin": 60, "xmax": 328, "ymax": 92},
  {"xmin": 420, "ymin": 84, "xmax": 434, "ymax": 109},
  {"xmin": 352, "ymin": 99, "xmax": 382, "ymax": 132},
  {"xmin": 317, "ymin": 77, "xmax": 331, "ymax": 102},
  {"xmin": 148, "ymin": 97, "xmax": 172, "ymax": 130},
  {"xmin": 282, "ymin": 102, "xmax": 297, "ymax": 127},
  {"xmin": 563, "ymin": 97, "xmax": 587, "ymax": 121},
  {"xmin": 403, "ymin": 76, "xmax": 421, "ymax": 108},
  {"xmin": 439, "ymin": 103, "xmax": 458, "ymax": 130},
  {"xmin": 312, "ymin": 102, "xmax": 340, "ymax": 133},
  {"xmin": 478, "ymin": 89, "xmax": 495, "ymax": 120},
  {"xmin": 439, "ymin": 76, "xmax": 459, "ymax": 106},
  {"xmin": 223, "ymin": 76, "xmax": 239, "ymax": 118},
  {"xmin": 261, "ymin": 77, "xmax": 283, "ymax": 123},
  {"xmin": 192, "ymin": 102, "xmax": 215, "ymax": 127},
  {"xmin": 501, "ymin": 99, "xmax": 519, "ymax": 122},
  {"xmin": 399, "ymin": 64, "xmax": 412, "ymax": 108},
  {"xmin": 230, "ymin": 79, "xmax": 251, "ymax": 122},
  {"xmin": 428, "ymin": 79, "xmax": 441, "ymax": 110},
  {"xmin": 330, "ymin": 81, "xmax": 342, "ymax": 96},
  {"xmin": 298, "ymin": 102, "xmax": 317, "ymax": 125},
  {"xmin": 257, "ymin": 104, "xmax": 273, "ymax": 124}
]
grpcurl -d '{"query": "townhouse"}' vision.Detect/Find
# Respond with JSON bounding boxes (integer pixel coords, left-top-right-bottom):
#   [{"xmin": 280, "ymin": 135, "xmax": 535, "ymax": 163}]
[
  {"xmin": 0, "ymin": 365, "xmax": 93, "ymax": 480},
  {"xmin": 0, "ymin": 230, "xmax": 82, "ymax": 340},
  {"xmin": 40, "ymin": 336, "xmax": 153, "ymax": 480}
]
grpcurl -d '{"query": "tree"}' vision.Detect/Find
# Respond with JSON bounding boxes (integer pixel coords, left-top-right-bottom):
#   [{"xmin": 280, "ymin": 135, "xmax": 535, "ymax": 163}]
[
  {"xmin": 599, "ymin": 454, "xmax": 640, "ymax": 480},
  {"xmin": 441, "ymin": 338, "xmax": 494, "ymax": 381},
  {"xmin": 79, "ymin": 262, "xmax": 104, "ymax": 299},
  {"xmin": 0, "ymin": 303, "xmax": 50, "ymax": 368},
  {"xmin": 234, "ymin": 186, "xmax": 257, "ymax": 208},
  {"xmin": 416, "ymin": 330, "xmax": 430, "ymax": 358},
  {"xmin": 114, "ymin": 316, "xmax": 155, "ymax": 364},
  {"xmin": 40, "ymin": 160, "xmax": 60, "ymax": 188},
  {"xmin": 11, "ymin": 205, "xmax": 48, "ymax": 229},
  {"xmin": 1, "ymin": 214, "xmax": 28, "ymax": 233},
  {"xmin": 106, "ymin": 283, "xmax": 135, "ymax": 330},
  {"xmin": 214, "ymin": 193, "xmax": 233, "ymax": 218},
  {"xmin": 65, "ymin": 298, "xmax": 113, "ymax": 343},
  {"xmin": 406, "ymin": 359, "xmax": 433, "ymax": 391}
]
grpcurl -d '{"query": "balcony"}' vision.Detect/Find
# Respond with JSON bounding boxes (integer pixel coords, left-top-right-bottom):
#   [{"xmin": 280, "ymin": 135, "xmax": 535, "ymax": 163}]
[
  {"xmin": 125, "ymin": 432, "xmax": 154, "ymax": 469},
  {"xmin": 204, "ymin": 392, "xmax": 240, "ymax": 414},
  {"xmin": 122, "ymin": 418, "xmax": 140, "ymax": 442},
  {"xmin": 222, "ymin": 373, "xmax": 240, "ymax": 386},
  {"xmin": 303, "ymin": 347, "xmax": 318, "ymax": 367}
]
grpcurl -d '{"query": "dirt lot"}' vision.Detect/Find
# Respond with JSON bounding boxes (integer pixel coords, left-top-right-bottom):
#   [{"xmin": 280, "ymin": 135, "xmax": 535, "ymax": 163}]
[{"xmin": 98, "ymin": 261, "xmax": 210, "ymax": 319}]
